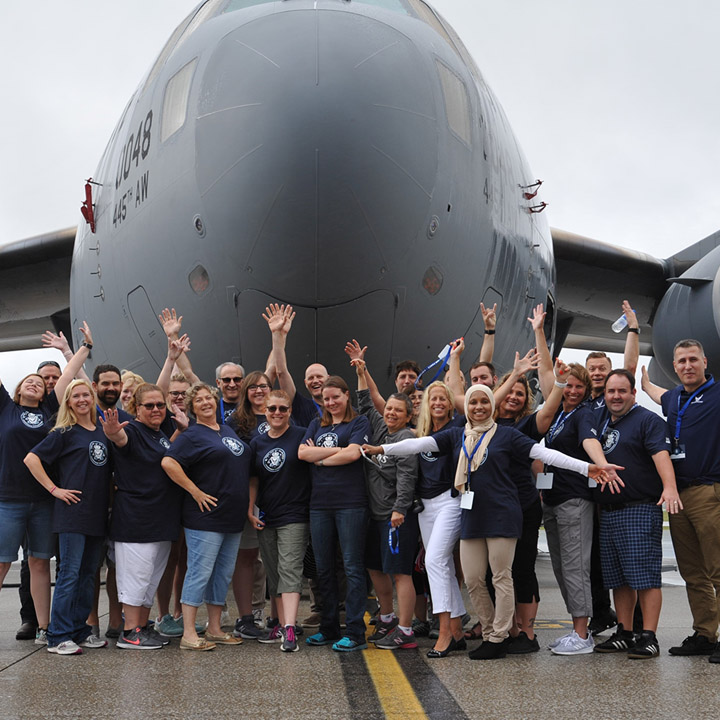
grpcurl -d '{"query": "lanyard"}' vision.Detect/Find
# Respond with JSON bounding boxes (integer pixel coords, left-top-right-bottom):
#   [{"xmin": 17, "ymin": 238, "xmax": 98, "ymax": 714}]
[
  {"xmin": 387, "ymin": 522, "xmax": 400, "ymax": 555},
  {"xmin": 675, "ymin": 377, "xmax": 714, "ymax": 445},
  {"xmin": 547, "ymin": 407, "xmax": 578, "ymax": 445},
  {"xmin": 461, "ymin": 430, "xmax": 488, "ymax": 488},
  {"xmin": 415, "ymin": 345, "xmax": 452, "ymax": 389},
  {"xmin": 601, "ymin": 404, "xmax": 638, "ymax": 441}
]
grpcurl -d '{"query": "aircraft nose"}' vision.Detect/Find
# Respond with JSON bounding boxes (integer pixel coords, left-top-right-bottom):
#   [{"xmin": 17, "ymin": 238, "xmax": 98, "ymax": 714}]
[{"xmin": 195, "ymin": 8, "xmax": 438, "ymax": 305}]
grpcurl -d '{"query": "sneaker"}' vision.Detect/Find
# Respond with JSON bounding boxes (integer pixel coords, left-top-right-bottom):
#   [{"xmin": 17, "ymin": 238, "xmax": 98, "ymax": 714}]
[
  {"xmin": 234, "ymin": 614, "xmax": 264, "ymax": 639},
  {"xmin": 368, "ymin": 617, "xmax": 399, "ymax": 643},
  {"xmin": 258, "ymin": 625, "xmax": 284, "ymax": 644},
  {"xmin": 375, "ymin": 626, "xmax": 418, "ymax": 650},
  {"xmin": 79, "ymin": 634, "xmax": 108, "ymax": 649},
  {"xmin": 116, "ymin": 627, "xmax": 163, "ymax": 650},
  {"xmin": 294, "ymin": 624, "xmax": 304, "ymax": 637},
  {"xmin": 709, "ymin": 642, "xmax": 720, "ymax": 664},
  {"xmin": 550, "ymin": 631, "xmax": 594, "ymax": 655},
  {"xmin": 281, "ymin": 626, "xmax": 299, "ymax": 653},
  {"xmin": 412, "ymin": 619, "xmax": 431, "ymax": 637},
  {"xmin": 144, "ymin": 627, "xmax": 171, "ymax": 646},
  {"xmin": 306, "ymin": 632, "xmax": 338, "ymax": 646},
  {"xmin": 594, "ymin": 623, "xmax": 635, "ymax": 653},
  {"xmin": 252, "ymin": 608, "xmax": 265, "ymax": 628},
  {"xmin": 302, "ymin": 612, "xmax": 322, "ymax": 628},
  {"xmin": 332, "ymin": 636, "xmax": 368, "ymax": 652},
  {"xmin": 156, "ymin": 614, "xmax": 183, "ymax": 638},
  {"xmin": 221, "ymin": 609, "xmax": 234, "ymax": 629},
  {"xmin": 105, "ymin": 623, "xmax": 123, "ymax": 639},
  {"xmin": 47, "ymin": 640, "xmax": 82, "ymax": 655},
  {"xmin": 628, "ymin": 630, "xmax": 659, "ymax": 659},
  {"xmin": 90, "ymin": 624, "xmax": 100, "ymax": 639},
  {"xmin": 547, "ymin": 631, "xmax": 573, "ymax": 650},
  {"xmin": 589, "ymin": 609, "xmax": 617, "ymax": 636},
  {"xmin": 669, "ymin": 631, "xmax": 715, "ymax": 656},
  {"xmin": 507, "ymin": 632, "xmax": 540, "ymax": 655},
  {"xmin": 469, "ymin": 638, "xmax": 510, "ymax": 660},
  {"xmin": 34, "ymin": 628, "xmax": 48, "ymax": 646}
]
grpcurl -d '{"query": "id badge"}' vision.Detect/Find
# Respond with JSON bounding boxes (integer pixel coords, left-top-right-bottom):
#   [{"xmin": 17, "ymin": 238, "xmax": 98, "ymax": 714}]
[
  {"xmin": 588, "ymin": 478, "xmax": 598, "ymax": 488},
  {"xmin": 671, "ymin": 445, "xmax": 686, "ymax": 461},
  {"xmin": 536, "ymin": 472, "xmax": 553, "ymax": 490},
  {"xmin": 460, "ymin": 491, "xmax": 475, "ymax": 509}
]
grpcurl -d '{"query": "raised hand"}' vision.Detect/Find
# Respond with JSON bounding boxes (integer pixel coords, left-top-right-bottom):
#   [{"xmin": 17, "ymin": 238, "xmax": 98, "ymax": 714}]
[
  {"xmin": 554, "ymin": 358, "xmax": 570, "ymax": 382},
  {"xmin": 450, "ymin": 337, "xmax": 465, "ymax": 359},
  {"xmin": 79, "ymin": 321, "xmax": 93, "ymax": 347},
  {"xmin": 513, "ymin": 348, "xmax": 540, "ymax": 376},
  {"xmin": 344, "ymin": 339, "xmax": 367, "ymax": 363},
  {"xmin": 622, "ymin": 299, "xmax": 638, "ymax": 329},
  {"xmin": 528, "ymin": 304, "xmax": 546, "ymax": 332},
  {"xmin": 481, "ymin": 302, "xmax": 497, "ymax": 331},
  {"xmin": 99, "ymin": 407, "xmax": 129, "ymax": 438},
  {"xmin": 168, "ymin": 334, "xmax": 191, "ymax": 363},
  {"xmin": 352, "ymin": 358, "xmax": 366, "ymax": 377},
  {"xmin": 158, "ymin": 308, "xmax": 183, "ymax": 339},
  {"xmin": 41, "ymin": 330, "xmax": 71, "ymax": 354},
  {"xmin": 171, "ymin": 404, "xmax": 189, "ymax": 431},
  {"xmin": 263, "ymin": 303, "xmax": 295, "ymax": 335}
]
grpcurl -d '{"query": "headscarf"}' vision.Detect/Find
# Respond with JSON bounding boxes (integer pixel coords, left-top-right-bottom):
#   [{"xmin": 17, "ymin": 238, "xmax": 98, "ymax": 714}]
[{"xmin": 454, "ymin": 384, "xmax": 497, "ymax": 492}]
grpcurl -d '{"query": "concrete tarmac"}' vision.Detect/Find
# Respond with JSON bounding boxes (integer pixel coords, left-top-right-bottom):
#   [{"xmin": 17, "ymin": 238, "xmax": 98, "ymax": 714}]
[{"xmin": 0, "ymin": 542, "xmax": 719, "ymax": 720}]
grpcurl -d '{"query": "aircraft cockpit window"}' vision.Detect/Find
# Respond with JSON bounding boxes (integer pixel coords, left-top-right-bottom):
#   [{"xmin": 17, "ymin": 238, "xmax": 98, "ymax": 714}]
[
  {"xmin": 352, "ymin": 0, "xmax": 412, "ymax": 14},
  {"xmin": 161, "ymin": 59, "xmax": 198, "ymax": 142},
  {"xmin": 436, "ymin": 59, "xmax": 471, "ymax": 146},
  {"xmin": 406, "ymin": 0, "xmax": 459, "ymax": 56},
  {"xmin": 221, "ymin": 0, "xmax": 277, "ymax": 12}
]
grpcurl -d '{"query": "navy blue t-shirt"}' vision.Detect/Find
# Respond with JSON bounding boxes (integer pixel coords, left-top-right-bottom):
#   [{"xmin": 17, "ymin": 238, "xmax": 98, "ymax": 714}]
[
  {"xmin": 250, "ymin": 426, "xmax": 311, "ymax": 527},
  {"xmin": 594, "ymin": 405, "xmax": 670, "ymax": 505},
  {"xmin": 110, "ymin": 421, "xmax": 183, "ymax": 542},
  {"xmin": 497, "ymin": 414, "xmax": 541, "ymax": 510},
  {"xmin": 216, "ymin": 399, "xmax": 238, "ymax": 425},
  {"xmin": 292, "ymin": 394, "xmax": 321, "ymax": 429},
  {"xmin": 433, "ymin": 424, "xmax": 535, "ymax": 538},
  {"xmin": 543, "ymin": 404, "xmax": 598, "ymax": 507},
  {"xmin": 229, "ymin": 413, "xmax": 270, "ymax": 444},
  {"xmin": 96, "ymin": 405, "xmax": 133, "ymax": 424},
  {"xmin": 661, "ymin": 375, "xmax": 720, "ymax": 488},
  {"xmin": 588, "ymin": 394, "xmax": 610, "ymax": 426},
  {"xmin": 417, "ymin": 414, "xmax": 465, "ymax": 499},
  {"xmin": 165, "ymin": 424, "xmax": 250, "ymax": 533},
  {"xmin": 30, "ymin": 423, "xmax": 111, "ymax": 536},
  {"xmin": 0, "ymin": 385, "xmax": 60, "ymax": 502},
  {"xmin": 302, "ymin": 415, "xmax": 371, "ymax": 510}
]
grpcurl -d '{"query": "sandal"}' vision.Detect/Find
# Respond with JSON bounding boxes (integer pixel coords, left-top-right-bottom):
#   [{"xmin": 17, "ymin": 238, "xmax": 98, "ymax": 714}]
[
  {"xmin": 180, "ymin": 637, "xmax": 216, "ymax": 651},
  {"xmin": 464, "ymin": 622, "xmax": 483, "ymax": 641}
]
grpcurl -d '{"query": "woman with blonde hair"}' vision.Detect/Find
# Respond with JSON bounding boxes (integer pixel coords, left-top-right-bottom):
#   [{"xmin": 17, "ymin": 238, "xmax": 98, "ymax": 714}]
[
  {"xmin": 24, "ymin": 378, "xmax": 112, "ymax": 655},
  {"xmin": 120, "ymin": 371, "xmax": 145, "ymax": 412}
]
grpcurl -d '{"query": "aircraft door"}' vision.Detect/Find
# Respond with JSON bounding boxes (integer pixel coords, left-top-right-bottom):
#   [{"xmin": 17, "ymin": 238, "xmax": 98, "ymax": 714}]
[{"xmin": 127, "ymin": 286, "xmax": 167, "ymax": 369}]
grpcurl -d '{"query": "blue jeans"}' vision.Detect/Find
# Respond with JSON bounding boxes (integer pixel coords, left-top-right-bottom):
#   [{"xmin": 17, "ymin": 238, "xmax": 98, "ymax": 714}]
[
  {"xmin": 0, "ymin": 500, "xmax": 54, "ymax": 561},
  {"xmin": 181, "ymin": 528, "xmax": 242, "ymax": 607},
  {"xmin": 310, "ymin": 508, "xmax": 368, "ymax": 642},
  {"xmin": 47, "ymin": 533, "xmax": 104, "ymax": 646}
]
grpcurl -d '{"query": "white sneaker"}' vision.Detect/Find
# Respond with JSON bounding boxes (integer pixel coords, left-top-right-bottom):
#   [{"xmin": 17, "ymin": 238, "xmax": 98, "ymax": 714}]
[
  {"xmin": 547, "ymin": 631, "xmax": 573, "ymax": 650},
  {"xmin": 47, "ymin": 640, "xmax": 82, "ymax": 655},
  {"xmin": 550, "ymin": 630, "xmax": 594, "ymax": 655},
  {"xmin": 221, "ymin": 609, "xmax": 233, "ymax": 629},
  {"xmin": 79, "ymin": 634, "xmax": 108, "ymax": 649}
]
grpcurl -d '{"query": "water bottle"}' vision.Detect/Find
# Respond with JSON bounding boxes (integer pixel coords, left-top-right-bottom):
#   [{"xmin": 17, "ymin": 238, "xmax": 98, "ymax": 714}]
[{"xmin": 611, "ymin": 314, "xmax": 628, "ymax": 333}]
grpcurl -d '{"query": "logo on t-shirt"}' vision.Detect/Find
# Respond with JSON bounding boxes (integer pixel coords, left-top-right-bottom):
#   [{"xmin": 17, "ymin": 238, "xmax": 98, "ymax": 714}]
[
  {"xmin": 20, "ymin": 411, "xmax": 44, "ymax": 429},
  {"xmin": 692, "ymin": 395, "xmax": 704, "ymax": 405},
  {"xmin": 159, "ymin": 438, "xmax": 171, "ymax": 449},
  {"xmin": 601, "ymin": 429, "xmax": 620, "ymax": 454},
  {"xmin": 420, "ymin": 451, "xmax": 438, "ymax": 463},
  {"xmin": 316, "ymin": 432, "xmax": 338, "ymax": 448},
  {"xmin": 479, "ymin": 448, "xmax": 488, "ymax": 466},
  {"xmin": 257, "ymin": 421, "xmax": 270, "ymax": 435},
  {"xmin": 222, "ymin": 436, "xmax": 244, "ymax": 456},
  {"xmin": 88, "ymin": 440, "xmax": 108, "ymax": 467},
  {"xmin": 263, "ymin": 448, "xmax": 286, "ymax": 472}
]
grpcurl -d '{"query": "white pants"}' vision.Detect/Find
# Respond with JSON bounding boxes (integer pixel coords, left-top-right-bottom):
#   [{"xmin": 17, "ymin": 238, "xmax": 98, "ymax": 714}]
[
  {"xmin": 115, "ymin": 541, "xmax": 171, "ymax": 608},
  {"xmin": 418, "ymin": 490, "xmax": 465, "ymax": 618}
]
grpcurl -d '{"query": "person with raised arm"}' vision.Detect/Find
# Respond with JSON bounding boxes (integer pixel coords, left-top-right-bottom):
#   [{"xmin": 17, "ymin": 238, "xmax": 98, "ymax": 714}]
[
  {"xmin": 0, "ymin": 322, "xmax": 94, "ymax": 645},
  {"xmin": 363, "ymin": 383, "xmax": 620, "ymax": 660},
  {"xmin": 24, "ymin": 377, "xmax": 113, "ymax": 655}
]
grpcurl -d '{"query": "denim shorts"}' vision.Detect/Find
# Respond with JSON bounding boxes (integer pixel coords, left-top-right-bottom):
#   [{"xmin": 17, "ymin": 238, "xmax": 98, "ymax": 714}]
[{"xmin": 0, "ymin": 500, "xmax": 54, "ymax": 562}]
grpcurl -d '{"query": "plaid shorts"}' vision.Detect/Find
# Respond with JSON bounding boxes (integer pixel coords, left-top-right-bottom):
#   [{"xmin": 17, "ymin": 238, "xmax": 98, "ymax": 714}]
[{"xmin": 599, "ymin": 503, "xmax": 662, "ymax": 590}]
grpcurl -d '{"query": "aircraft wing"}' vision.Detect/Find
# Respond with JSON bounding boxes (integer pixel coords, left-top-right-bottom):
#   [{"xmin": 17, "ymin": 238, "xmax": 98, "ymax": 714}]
[{"xmin": 0, "ymin": 227, "xmax": 76, "ymax": 352}]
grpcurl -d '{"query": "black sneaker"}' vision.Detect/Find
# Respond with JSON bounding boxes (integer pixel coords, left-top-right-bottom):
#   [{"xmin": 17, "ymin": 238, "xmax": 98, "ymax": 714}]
[
  {"xmin": 116, "ymin": 627, "xmax": 163, "ymax": 650},
  {"xmin": 628, "ymin": 630, "xmax": 659, "ymax": 659},
  {"xmin": 594, "ymin": 623, "xmax": 635, "ymax": 653},
  {"xmin": 368, "ymin": 618, "xmax": 398, "ymax": 644},
  {"xmin": 589, "ymin": 609, "xmax": 617, "ymax": 636},
  {"xmin": 468, "ymin": 638, "xmax": 510, "ymax": 660},
  {"xmin": 709, "ymin": 642, "xmax": 720, "ymax": 664},
  {"xmin": 668, "ymin": 631, "xmax": 715, "ymax": 656},
  {"xmin": 234, "ymin": 615, "xmax": 264, "ymax": 640},
  {"xmin": 506, "ymin": 631, "xmax": 540, "ymax": 654}
]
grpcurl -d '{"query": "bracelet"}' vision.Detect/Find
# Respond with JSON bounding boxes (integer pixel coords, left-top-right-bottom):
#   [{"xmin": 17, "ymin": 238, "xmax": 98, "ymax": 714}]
[
  {"xmin": 627, "ymin": 328, "xmax": 639, "ymax": 334},
  {"xmin": 82, "ymin": 341, "xmax": 93, "ymax": 349},
  {"xmin": 49, "ymin": 486, "xmax": 57, "ymax": 494},
  {"xmin": 485, "ymin": 329, "xmax": 495, "ymax": 335},
  {"xmin": 554, "ymin": 380, "xmax": 568, "ymax": 388}
]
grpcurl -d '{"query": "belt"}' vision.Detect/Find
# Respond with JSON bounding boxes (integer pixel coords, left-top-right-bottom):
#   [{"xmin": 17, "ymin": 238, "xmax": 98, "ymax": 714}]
[{"xmin": 600, "ymin": 500, "xmax": 655, "ymax": 513}]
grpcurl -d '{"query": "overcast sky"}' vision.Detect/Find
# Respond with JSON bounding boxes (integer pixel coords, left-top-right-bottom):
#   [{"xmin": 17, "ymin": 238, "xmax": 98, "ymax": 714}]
[{"xmin": 2, "ymin": 0, "xmax": 718, "ymax": 390}]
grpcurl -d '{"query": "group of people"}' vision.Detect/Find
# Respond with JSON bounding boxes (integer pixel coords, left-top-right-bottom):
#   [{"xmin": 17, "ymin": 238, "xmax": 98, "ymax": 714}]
[{"xmin": 0, "ymin": 298, "xmax": 718, "ymax": 664}]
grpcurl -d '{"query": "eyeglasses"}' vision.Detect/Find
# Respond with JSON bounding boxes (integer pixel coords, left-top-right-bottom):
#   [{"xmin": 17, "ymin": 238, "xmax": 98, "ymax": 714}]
[
  {"xmin": 139, "ymin": 402, "xmax": 167, "ymax": 410},
  {"xmin": 220, "ymin": 376, "xmax": 243, "ymax": 384},
  {"xmin": 266, "ymin": 405, "xmax": 290, "ymax": 413},
  {"xmin": 168, "ymin": 391, "xmax": 187, "ymax": 398},
  {"xmin": 248, "ymin": 383, "xmax": 271, "ymax": 391}
]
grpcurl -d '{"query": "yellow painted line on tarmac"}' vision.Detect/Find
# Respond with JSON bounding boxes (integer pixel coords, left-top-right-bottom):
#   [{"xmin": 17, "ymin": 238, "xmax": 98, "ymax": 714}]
[{"xmin": 362, "ymin": 615, "xmax": 429, "ymax": 720}]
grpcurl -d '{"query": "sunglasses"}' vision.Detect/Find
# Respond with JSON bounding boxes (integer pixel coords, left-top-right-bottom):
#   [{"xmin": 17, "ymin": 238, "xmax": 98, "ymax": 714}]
[
  {"xmin": 139, "ymin": 402, "xmax": 167, "ymax": 410},
  {"xmin": 266, "ymin": 405, "xmax": 290, "ymax": 413},
  {"xmin": 220, "ymin": 376, "xmax": 243, "ymax": 384}
]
